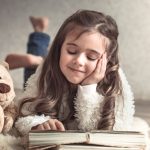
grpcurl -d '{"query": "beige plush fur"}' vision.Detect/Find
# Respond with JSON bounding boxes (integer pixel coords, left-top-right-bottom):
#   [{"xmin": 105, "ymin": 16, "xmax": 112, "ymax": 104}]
[
  {"xmin": 0, "ymin": 134, "xmax": 24, "ymax": 150},
  {"xmin": 0, "ymin": 61, "xmax": 17, "ymax": 133}
]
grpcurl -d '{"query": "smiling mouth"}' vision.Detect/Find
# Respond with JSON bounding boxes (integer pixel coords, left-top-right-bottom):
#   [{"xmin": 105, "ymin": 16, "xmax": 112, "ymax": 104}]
[{"xmin": 69, "ymin": 67, "xmax": 85, "ymax": 73}]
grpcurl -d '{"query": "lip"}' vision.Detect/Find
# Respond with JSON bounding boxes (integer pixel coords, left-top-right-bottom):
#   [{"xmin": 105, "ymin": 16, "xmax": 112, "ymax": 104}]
[{"xmin": 68, "ymin": 66, "xmax": 85, "ymax": 73}]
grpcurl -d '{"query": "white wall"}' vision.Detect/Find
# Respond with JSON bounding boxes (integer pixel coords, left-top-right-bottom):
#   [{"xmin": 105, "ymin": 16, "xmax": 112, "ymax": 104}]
[{"xmin": 0, "ymin": 0, "xmax": 150, "ymax": 100}]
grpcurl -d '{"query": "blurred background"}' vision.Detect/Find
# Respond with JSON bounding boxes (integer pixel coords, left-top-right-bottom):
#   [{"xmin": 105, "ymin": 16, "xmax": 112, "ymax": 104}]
[{"xmin": 0, "ymin": 0, "xmax": 149, "ymax": 122}]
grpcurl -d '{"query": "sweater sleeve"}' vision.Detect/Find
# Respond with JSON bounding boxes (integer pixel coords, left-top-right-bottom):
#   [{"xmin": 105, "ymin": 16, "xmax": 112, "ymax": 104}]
[
  {"xmin": 113, "ymin": 68, "xmax": 135, "ymax": 131},
  {"xmin": 74, "ymin": 84, "xmax": 103, "ymax": 131},
  {"xmin": 15, "ymin": 63, "xmax": 50, "ymax": 135},
  {"xmin": 15, "ymin": 115, "xmax": 50, "ymax": 135}
]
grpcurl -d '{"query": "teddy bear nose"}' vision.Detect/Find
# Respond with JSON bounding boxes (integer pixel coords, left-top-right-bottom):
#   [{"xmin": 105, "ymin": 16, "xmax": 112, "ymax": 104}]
[{"xmin": 0, "ymin": 83, "xmax": 10, "ymax": 93}]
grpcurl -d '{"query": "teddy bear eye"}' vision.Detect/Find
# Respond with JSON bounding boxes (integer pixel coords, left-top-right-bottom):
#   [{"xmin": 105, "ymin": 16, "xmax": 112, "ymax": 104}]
[{"xmin": 0, "ymin": 76, "xmax": 2, "ymax": 79}]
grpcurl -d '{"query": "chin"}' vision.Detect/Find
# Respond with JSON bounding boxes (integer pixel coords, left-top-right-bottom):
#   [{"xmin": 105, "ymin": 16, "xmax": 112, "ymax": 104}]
[
  {"xmin": 67, "ymin": 78, "xmax": 82, "ymax": 85},
  {"xmin": 69, "ymin": 81, "xmax": 80, "ymax": 85}
]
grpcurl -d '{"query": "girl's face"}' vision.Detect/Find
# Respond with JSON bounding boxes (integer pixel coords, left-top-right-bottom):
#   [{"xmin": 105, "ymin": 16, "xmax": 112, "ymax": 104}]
[{"xmin": 59, "ymin": 30, "xmax": 108, "ymax": 84}]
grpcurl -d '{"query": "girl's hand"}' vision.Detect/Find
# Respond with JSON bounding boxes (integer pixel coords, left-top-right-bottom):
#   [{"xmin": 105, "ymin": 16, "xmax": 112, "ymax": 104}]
[
  {"xmin": 81, "ymin": 53, "xmax": 107, "ymax": 85},
  {"xmin": 31, "ymin": 119, "xmax": 65, "ymax": 131}
]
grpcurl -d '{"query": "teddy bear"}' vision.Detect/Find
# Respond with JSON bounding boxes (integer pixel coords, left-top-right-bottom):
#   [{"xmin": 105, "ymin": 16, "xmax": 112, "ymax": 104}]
[{"xmin": 0, "ymin": 61, "xmax": 17, "ymax": 134}]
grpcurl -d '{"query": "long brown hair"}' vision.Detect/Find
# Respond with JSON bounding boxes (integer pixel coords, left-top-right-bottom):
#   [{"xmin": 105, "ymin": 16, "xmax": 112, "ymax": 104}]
[{"xmin": 20, "ymin": 10, "xmax": 122, "ymax": 130}]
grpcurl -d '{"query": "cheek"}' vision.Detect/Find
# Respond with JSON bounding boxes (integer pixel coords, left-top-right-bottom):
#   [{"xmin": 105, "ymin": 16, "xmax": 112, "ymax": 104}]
[
  {"xmin": 59, "ymin": 59, "xmax": 63, "ymax": 72},
  {"xmin": 59, "ymin": 51, "xmax": 65, "ymax": 71},
  {"xmin": 59, "ymin": 50, "xmax": 70, "ymax": 71},
  {"xmin": 87, "ymin": 62, "xmax": 97, "ymax": 74}
]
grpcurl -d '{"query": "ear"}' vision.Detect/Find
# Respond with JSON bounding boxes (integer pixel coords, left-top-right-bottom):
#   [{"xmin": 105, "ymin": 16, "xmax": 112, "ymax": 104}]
[{"xmin": 0, "ymin": 61, "xmax": 9, "ymax": 70}]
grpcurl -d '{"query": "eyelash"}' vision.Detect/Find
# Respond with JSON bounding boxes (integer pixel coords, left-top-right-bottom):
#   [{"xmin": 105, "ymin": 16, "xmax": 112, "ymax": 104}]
[
  {"xmin": 67, "ymin": 50, "xmax": 77, "ymax": 55},
  {"xmin": 67, "ymin": 49, "xmax": 98, "ymax": 61},
  {"xmin": 87, "ymin": 57, "xmax": 97, "ymax": 61}
]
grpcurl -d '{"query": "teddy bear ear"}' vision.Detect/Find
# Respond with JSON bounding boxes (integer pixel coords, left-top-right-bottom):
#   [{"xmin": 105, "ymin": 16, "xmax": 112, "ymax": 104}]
[{"xmin": 0, "ymin": 61, "xmax": 9, "ymax": 70}]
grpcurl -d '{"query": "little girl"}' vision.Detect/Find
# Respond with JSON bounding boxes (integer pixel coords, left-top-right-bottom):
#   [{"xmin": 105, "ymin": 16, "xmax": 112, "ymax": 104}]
[{"xmin": 15, "ymin": 10, "xmax": 135, "ymax": 135}]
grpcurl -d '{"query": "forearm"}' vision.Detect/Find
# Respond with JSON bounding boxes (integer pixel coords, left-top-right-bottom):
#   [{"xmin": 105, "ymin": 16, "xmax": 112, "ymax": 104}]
[
  {"xmin": 74, "ymin": 84, "xmax": 103, "ymax": 131},
  {"xmin": 15, "ymin": 115, "xmax": 50, "ymax": 135}
]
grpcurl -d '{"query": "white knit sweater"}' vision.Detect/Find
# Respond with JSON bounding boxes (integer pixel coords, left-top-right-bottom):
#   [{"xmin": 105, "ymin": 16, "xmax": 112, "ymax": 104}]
[{"xmin": 15, "ymin": 64, "xmax": 135, "ymax": 135}]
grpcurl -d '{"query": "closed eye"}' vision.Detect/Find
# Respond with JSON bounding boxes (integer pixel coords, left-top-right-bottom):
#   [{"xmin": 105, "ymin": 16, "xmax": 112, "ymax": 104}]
[
  {"xmin": 87, "ymin": 57, "xmax": 98, "ymax": 61},
  {"xmin": 87, "ymin": 54, "xmax": 99, "ymax": 61},
  {"xmin": 67, "ymin": 49, "xmax": 77, "ymax": 55}
]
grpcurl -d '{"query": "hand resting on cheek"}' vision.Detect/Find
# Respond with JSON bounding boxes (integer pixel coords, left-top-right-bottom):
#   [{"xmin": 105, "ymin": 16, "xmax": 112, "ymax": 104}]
[{"xmin": 81, "ymin": 53, "xmax": 107, "ymax": 86}]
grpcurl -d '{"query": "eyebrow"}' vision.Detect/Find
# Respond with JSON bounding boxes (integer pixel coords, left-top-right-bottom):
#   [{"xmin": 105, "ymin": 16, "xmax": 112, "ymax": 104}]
[{"xmin": 67, "ymin": 42, "xmax": 101, "ymax": 56}]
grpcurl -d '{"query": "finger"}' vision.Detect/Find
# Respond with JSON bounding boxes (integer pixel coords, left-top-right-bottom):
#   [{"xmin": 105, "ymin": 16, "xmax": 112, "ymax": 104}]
[
  {"xmin": 31, "ymin": 125, "xmax": 38, "ymax": 130},
  {"xmin": 55, "ymin": 120, "xmax": 65, "ymax": 131},
  {"xmin": 95, "ymin": 51, "xmax": 107, "ymax": 74},
  {"xmin": 48, "ymin": 119, "xmax": 57, "ymax": 130},
  {"xmin": 37, "ymin": 124, "xmax": 45, "ymax": 130},
  {"xmin": 43, "ymin": 121, "xmax": 51, "ymax": 130},
  {"xmin": 94, "ymin": 57, "xmax": 103, "ymax": 74},
  {"xmin": 100, "ymin": 53, "xmax": 107, "ymax": 75}
]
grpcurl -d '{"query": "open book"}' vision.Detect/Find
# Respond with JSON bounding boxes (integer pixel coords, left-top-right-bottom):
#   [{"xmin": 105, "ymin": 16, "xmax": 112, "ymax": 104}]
[
  {"xmin": 29, "ymin": 144, "xmax": 145, "ymax": 150},
  {"xmin": 28, "ymin": 130, "xmax": 146, "ymax": 150}
]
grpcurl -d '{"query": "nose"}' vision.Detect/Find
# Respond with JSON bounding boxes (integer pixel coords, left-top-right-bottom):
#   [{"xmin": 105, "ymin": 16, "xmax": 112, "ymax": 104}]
[
  {"xmin": 0, "ymin": 83, "xmax": 10, "ymax": 93},
  {"xmin": 73, "ymin": 54, "xmax": 86, "ymax": 66}
]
